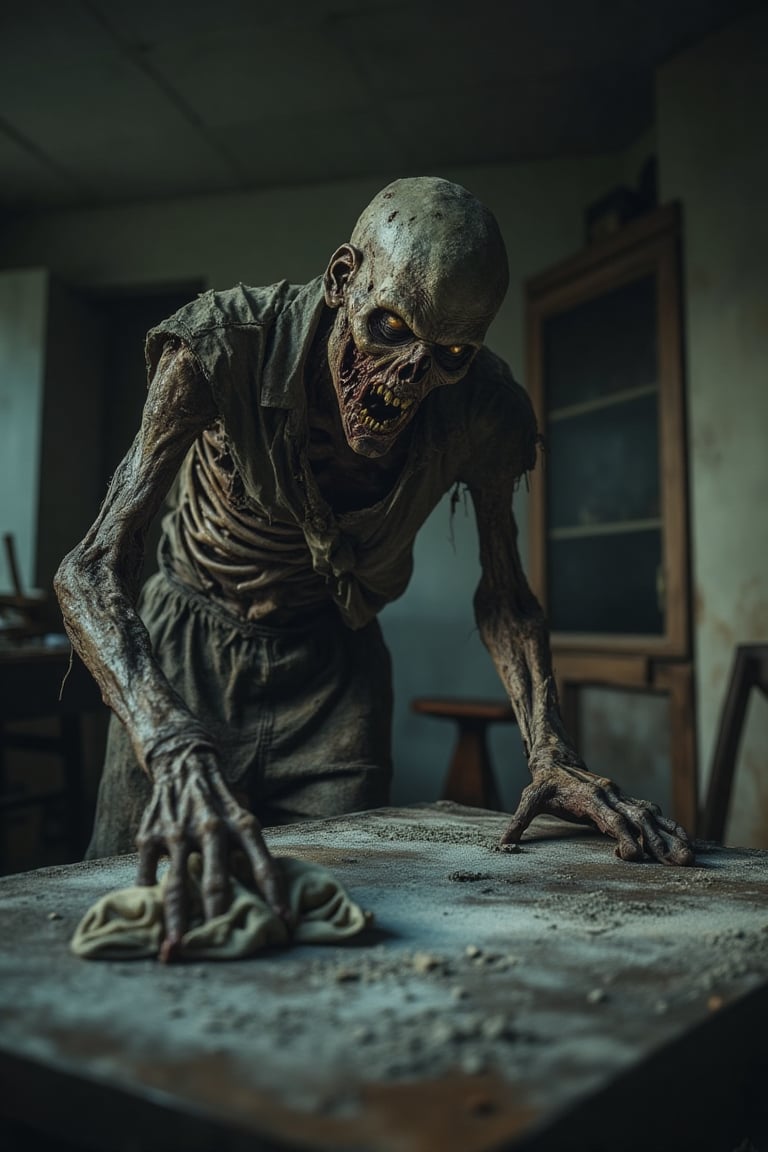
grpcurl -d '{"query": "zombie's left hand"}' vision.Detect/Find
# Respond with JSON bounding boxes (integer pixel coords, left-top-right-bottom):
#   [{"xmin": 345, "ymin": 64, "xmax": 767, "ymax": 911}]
[{"xmin": 501, "ymin": 746, "xmax": 695, "ymax": 866}]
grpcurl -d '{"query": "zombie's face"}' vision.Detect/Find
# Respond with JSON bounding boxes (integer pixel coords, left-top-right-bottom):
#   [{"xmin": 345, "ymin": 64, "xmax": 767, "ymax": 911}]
[{"xmin": 323, "ymin": 177, "xmax": 509, "ymax": 458}]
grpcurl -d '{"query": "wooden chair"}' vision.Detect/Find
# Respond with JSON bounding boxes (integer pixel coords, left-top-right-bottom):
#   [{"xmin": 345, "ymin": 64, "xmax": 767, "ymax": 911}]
[
  {"xmin": 700, "ymin": 643, "xmax": 768, "ymax": 843},
  {"xmin": 0, "ymin": 533, "xmax": 48, "ymax": 642}
]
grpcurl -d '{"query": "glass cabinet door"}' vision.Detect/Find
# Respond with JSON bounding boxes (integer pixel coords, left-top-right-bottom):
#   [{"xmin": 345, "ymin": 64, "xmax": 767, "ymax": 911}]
[{"xmin": 526, "ymin": 204, "xmax": 690, "ymax": 657}]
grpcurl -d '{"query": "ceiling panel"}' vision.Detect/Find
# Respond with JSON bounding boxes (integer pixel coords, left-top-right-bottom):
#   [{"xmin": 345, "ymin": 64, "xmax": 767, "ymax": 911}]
[
  {"xmin": 36, "ymin": 129, "xmax": 239, "ymax": 205},
  {"xmin": 3, "ymin": 53, "xmax": 191, "ymax": 150},
  {"xmin": 143, "ymin": 22, "xmax": 370, "ymax": 127},
  {"xmin": 389, "ymin": 69, "xmax": 653, "ymax": 170},
  {"xmin": 0, "ymin": 0, "xmax": 109, "ymax": 60},
  {"xmin": 214, "ymin": 110, "xmax": 410, "ymax": 188},
  {"xmin": 84, "ymin": 0, "xmax": 390, "ymax": 44},
  {"xmin": 0, "ymin": 128, "xmax": 85, "ymax": 207},
  {"xmin": 0, "ymin": 0, "xmax": 760, "ymax": 214}
]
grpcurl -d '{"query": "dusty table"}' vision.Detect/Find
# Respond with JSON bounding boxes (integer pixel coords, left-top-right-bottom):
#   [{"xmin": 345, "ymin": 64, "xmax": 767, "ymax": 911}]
[{"xmin": 0, "ymin": 802, "xmax": 767, "ymax": 1152}]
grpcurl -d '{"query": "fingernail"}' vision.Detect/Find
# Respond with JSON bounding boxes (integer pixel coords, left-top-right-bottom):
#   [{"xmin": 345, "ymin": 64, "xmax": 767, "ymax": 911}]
[{"xmin": 160, "ymin": 935, "xmax": 182, "ymax": 964}]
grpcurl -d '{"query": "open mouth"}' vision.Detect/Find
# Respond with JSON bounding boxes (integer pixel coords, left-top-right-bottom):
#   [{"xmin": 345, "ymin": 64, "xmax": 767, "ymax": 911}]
[
  {"xmin": 336, "ymin": 337, "xmax": 417, "ymax": 444},
  {"xmin": 357, "ymin": 383, "xmax": 415, "ymax": 433}
]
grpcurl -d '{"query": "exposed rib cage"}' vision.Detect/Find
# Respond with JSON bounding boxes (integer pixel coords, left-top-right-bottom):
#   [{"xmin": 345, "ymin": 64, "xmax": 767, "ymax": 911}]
[{"xmin": 165, "ymin": 422, "xmax": 327, "ymax": 621}]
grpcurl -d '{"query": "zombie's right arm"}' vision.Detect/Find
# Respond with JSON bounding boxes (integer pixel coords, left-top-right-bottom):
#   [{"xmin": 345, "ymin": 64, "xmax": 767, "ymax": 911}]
[
  {"xmin": 56, "ymin": 341, "xmax": 211, "ymax": 748},
  {"xmin": 55, "ymin": 341, "xmax": 288, "ymax": 958}
]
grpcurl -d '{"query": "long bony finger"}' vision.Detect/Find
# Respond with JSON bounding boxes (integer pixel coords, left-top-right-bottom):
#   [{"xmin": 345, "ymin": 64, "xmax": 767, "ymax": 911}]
[
  {"xmin": 160, "ymin": 839, "xmax": 189, "ymax": 963},
  {"xmin": 235, "ymin": 813, "xmax": 292, "ymax": 928},
  {"xmin": 136, "ymin": 835, "xmax": 162, "ymax": 887},
  {"xmin": 499, "ymin": 781, "xmax": 553, "ymax": 850},
  {"xmin": 200, "ymin": 822, "xmax": 231, "ymax": 921}
]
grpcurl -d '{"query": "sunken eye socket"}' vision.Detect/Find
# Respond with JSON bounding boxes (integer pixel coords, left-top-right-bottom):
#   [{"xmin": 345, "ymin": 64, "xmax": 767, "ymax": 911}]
[
  {"xmin": 369, "ymin": 310, "xmax": 413, "ymax": 344},
  {"xmin": 435, "ymin": 343, "xmax": 473, "ymax": 370},
  {"xmin": 368, "ymin": 311, "xmax": 474, "ymax": 368}
]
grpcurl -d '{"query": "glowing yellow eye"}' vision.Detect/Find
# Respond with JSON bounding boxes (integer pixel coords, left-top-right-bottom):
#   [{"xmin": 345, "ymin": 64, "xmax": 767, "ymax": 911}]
[
  {"xmin": 384, "ymin": 313, "xmax": 406, "ymax": 331},
  {"xmin": 448, "ymin": 344, "xmax": 465, "ymax": 356}
]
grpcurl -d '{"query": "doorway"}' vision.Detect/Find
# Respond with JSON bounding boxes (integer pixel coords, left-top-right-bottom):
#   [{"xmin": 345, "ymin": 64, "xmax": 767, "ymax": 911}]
[{"xmin": 89, "ymin": 283, "xmax": 204, "ymax": 585}]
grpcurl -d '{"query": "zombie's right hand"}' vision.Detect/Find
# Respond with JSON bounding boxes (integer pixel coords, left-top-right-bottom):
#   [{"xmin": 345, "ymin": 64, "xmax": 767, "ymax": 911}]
[{"xmin": 136, "ymin": 738, "xmax": 289, "ymax": 962}]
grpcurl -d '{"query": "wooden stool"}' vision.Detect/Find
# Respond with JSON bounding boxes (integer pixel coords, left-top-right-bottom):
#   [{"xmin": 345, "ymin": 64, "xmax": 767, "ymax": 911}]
[{"xmin": 410, "ymin": 697, "xmax": 516, "ymax": 810}]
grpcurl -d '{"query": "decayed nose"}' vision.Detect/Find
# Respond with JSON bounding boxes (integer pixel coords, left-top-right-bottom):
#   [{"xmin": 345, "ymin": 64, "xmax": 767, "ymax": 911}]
[{"xmin": 398, "ymin": 349, "xmax": 431, "ymax": 384}]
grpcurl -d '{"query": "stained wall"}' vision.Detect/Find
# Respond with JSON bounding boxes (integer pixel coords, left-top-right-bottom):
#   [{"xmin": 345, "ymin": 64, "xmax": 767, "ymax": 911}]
[{"xmin": 658, "ymin": 7, "xmax": 768, "ymax": 847}]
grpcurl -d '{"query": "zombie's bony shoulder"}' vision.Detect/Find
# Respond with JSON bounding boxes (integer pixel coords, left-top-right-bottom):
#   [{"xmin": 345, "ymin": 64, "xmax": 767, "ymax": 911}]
[{"xmin": 461, "ymin": 346, "xmax": 541, "ymax": 482}]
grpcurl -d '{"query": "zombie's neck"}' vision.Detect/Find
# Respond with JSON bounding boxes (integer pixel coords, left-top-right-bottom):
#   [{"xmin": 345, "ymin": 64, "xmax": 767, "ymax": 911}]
[{"xmin": 304, "ymin": 311, "xmax": 411, "ymax": 514}]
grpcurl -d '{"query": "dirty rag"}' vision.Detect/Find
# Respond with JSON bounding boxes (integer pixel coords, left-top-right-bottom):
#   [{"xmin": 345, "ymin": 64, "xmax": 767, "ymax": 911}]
[{"xmin": 70, "ymin": 854, "xmax": 371, "ymax": 960}]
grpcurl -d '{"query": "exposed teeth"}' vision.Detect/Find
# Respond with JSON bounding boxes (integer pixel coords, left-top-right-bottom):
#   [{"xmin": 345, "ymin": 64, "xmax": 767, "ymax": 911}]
[
  {"xmin": 362, "ymin": 412, "xmax": 397, "ymax": 432},
  {"xmin": 373, "ymin": 384, "xmax": 408, "ymax": 407},
  {"xmin": 360, "ymin": 385, "xmax": 415, "ymax": 433}
]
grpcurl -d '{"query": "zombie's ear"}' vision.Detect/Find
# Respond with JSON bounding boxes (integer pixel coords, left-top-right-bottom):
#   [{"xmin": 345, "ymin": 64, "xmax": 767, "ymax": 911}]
[{"xmin": 323, "ymin": 244, "xmax": 363, "ymax": 308}]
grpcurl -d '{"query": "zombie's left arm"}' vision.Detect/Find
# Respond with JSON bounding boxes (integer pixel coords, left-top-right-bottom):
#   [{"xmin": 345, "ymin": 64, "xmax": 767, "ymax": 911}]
[{"xmin": 470, "ymin": 481, "xmax": 694, "ymax": 865}]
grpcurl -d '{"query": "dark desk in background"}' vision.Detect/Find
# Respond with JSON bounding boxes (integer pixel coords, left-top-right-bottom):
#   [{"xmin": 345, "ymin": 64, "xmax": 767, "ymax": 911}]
[
  {"xmin": 0, "ymin": 640, "xmax": 105, "ymax": 867},
  {"xmin": 0, "ymin": 803, "xmax": 766, "ymax": 1152}
]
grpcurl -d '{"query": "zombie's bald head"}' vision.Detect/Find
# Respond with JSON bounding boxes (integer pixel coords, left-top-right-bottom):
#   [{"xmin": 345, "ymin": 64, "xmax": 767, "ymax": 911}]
[
  {"xmin": 348, "ymin": 177, "xmax": 509, "ymax": 339},
  {"xmin": 323, "ymin": 177, "xmax": 508, "ymax": 458}
]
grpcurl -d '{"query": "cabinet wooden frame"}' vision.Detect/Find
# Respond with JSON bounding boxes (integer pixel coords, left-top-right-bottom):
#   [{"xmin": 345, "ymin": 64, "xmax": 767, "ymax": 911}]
[{"xmin": 525, "ymin": 203, "xmax": 690, "ymax": 658}]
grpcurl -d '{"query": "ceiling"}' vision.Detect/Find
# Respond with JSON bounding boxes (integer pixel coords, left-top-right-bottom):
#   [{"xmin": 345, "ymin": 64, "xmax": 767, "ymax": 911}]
[{"xmin": 0, "ymin": 0, "xmax": 759, "ymax": 215}]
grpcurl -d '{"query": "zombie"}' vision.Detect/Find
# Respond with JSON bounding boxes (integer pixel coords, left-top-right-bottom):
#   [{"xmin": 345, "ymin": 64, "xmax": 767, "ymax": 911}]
[{"xmin": 55, "ymin": 177, "xmax": 694, "ymax": 960}]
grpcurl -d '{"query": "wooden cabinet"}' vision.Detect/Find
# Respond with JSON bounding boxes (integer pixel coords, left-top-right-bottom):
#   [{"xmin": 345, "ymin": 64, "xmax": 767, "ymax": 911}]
[
  {"xmin": 525, "ymin": 204, "xmax": 698, "ymax": 831},
  {"xmin": 525, "ymin": 203, "xmax": 689, "ymax": 658}
]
